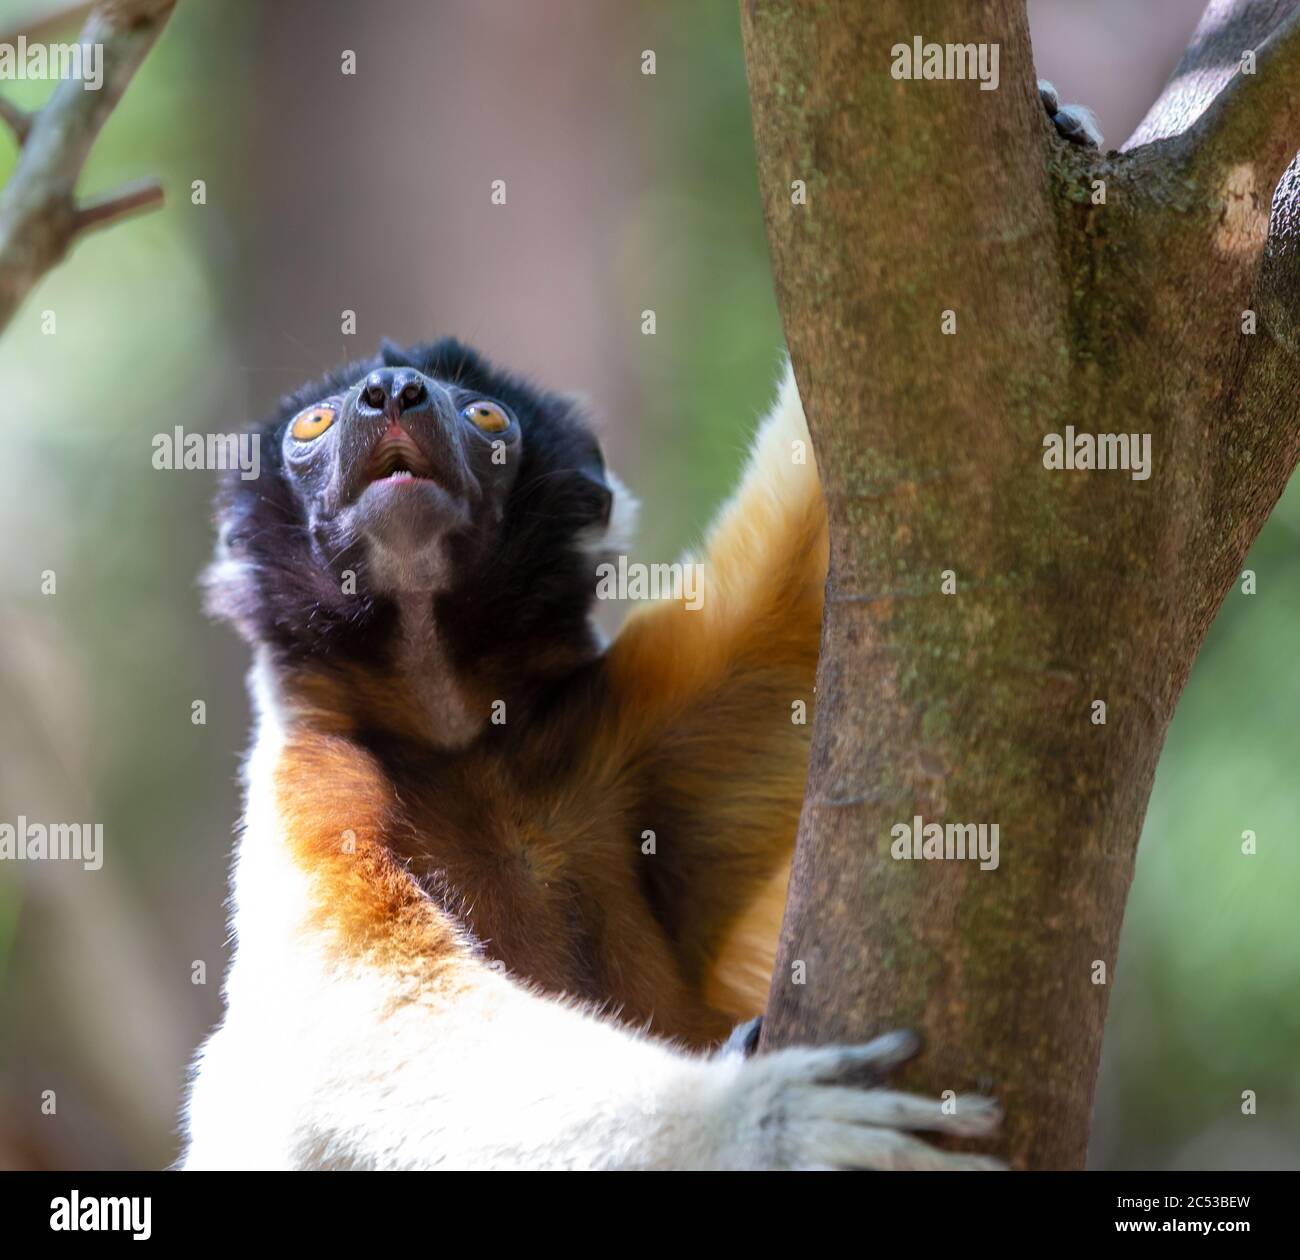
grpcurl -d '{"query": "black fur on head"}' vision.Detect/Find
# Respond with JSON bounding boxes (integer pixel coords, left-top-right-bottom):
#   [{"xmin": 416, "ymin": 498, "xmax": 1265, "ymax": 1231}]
[{"xmin": 206, "ymin": 338, "xmax": 626, "ymax": 693}]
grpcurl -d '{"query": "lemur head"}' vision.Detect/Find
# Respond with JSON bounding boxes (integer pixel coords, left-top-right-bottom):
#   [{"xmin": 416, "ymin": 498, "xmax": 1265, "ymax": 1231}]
[{"xmin": 208, "ymin": 338, "xmax": 629, "ymax": 715}]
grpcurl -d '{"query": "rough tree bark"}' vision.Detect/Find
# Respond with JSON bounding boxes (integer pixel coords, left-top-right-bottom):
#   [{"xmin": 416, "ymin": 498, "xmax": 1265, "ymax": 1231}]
[{"xmin": 741, "ymin": 0, "xmax": 1300, "ymax": 1169}]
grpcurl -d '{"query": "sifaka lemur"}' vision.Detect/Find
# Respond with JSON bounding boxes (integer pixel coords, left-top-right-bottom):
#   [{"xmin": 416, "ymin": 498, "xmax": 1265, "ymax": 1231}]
[{"xmin": 180, "ymin": 84, "xmax": 1100, "ymax": 1174}]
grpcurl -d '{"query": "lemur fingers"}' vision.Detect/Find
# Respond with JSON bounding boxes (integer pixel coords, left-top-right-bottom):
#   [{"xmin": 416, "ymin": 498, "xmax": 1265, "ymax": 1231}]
[
  {"xmin": 798, "ymin": 1123, "xmax": 1005, "ymax": 1173},
  {"xmin": 795, "ymin": 1028, "xmax": 923, "ymax": 1082},
  {"xmin": 798, "ymin": 1086, "xmax": 1001, "ymax": 1139},
  {"xmin": 1038, "ymin": 78, "xmax": 1103, "ymax": 148},
  {"xmin": 706, "ymin": 1031, "xmax": 1004, "ymax": 1170}
]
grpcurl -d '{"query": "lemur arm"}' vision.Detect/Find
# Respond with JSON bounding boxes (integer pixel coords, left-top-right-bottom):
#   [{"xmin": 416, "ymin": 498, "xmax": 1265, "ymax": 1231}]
[
  {"xmin": 182, "ymin": 708, "xmax": 995, "ymax": 1171},
  {"xmin": 599, "ymin": 368, "xmax": 827, "ymax": 1016}
]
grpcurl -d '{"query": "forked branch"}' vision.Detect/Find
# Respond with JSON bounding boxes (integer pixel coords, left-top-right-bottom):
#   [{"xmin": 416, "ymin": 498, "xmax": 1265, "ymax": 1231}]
[{"xmin": 0, "ymin": 0, "xmax": 176, "ymax": 332}]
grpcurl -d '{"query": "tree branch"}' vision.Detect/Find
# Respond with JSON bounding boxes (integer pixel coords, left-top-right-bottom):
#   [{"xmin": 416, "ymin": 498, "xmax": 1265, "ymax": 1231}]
[
  {"xmin": 0, "ymin": 0, "xmax": 176, "ymax": 332},
  {"xmin": 1123, "ymin": 1, "xmax": 1300, "ymax": 447},
  {"xmin": 71, "ymin": 175, "xmax": 162, "ymax": 231},
  {"xmin": 1179, "ymin": 6, "xmax": 1300, "ymax": 199},
  {"xmin": 1127, "ymin": 1, "xmax": 1299, "ymax": 144}
]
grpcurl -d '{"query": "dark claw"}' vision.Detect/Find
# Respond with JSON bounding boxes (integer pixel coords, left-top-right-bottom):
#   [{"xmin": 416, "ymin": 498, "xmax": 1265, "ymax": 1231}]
[
  {"xmin": 1052, "ymin": 104, "xmax": 1103, "ymax": 147},
  {"xmin": 723, "ymin": 1016, "xmax": 763, "ymax": 1058},
  {"xmin": 1037, "ymin": 78, "xmax": 1103, "ymax": 148}
]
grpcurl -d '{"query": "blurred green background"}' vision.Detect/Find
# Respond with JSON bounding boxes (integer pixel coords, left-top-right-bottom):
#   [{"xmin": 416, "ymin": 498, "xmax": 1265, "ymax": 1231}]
[{"xmin": 0, "ymin": 0, "xmax": 1294, "ymax": 1169}]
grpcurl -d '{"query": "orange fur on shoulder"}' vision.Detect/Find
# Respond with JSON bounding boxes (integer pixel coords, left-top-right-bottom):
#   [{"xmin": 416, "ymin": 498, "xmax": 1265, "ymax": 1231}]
[
  {"xmin": 273, "ymin": 733, "xmax": 461, "ymax": 968},
  {"xmin": 601, "ymin": 371, "xmax": 826, "ymax": 1020}
]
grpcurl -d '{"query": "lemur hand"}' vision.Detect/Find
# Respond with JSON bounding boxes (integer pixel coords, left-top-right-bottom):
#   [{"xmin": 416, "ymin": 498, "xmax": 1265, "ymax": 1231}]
[{"xmin": 705, "ymin": 1028, "xmax": 1003, "ymax": 1170}]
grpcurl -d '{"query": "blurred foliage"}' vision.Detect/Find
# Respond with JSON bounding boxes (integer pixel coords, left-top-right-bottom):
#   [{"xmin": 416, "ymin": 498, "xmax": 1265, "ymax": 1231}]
[
  {"xmin": 1093, "ymin": 480, "xmax": 1300, "ymax": 1168},
  {"xmin": 0, "ymin": 0, "xmax": 246, "ymax": 1168},
  {"xmin": 620, "ymin": 0, "xmax": 785, "ymax": 564},
  {"xmin": 0, "ymin": 0, "xmax": 1294, "ymax": 1171}
]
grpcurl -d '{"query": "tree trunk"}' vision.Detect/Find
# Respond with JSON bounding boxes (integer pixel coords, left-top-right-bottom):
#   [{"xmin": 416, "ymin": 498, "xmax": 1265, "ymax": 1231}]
[{"xmin": 741, "ymin": 0, "xmax": 1300, "ymax": 1169}]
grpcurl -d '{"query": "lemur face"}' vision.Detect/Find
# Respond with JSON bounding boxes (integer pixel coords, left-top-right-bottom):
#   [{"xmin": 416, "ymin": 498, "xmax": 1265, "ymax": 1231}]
[
  {"xmin": 279, "ymin": 364, "xmax": 523, "ymax": 594},
  {"xmin": 208, "ymin": 338, "xmax": 618, "ymax": 677}
]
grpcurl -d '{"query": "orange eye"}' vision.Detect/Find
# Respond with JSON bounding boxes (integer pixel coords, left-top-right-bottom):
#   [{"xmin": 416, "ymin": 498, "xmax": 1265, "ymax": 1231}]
[
  {"xmin": 461, "ymin": 400, "xmax": 511, "ymax": 433},
  {"xmin": 291, "ymin": 405, "xmax": 336, "ymax": 441}
]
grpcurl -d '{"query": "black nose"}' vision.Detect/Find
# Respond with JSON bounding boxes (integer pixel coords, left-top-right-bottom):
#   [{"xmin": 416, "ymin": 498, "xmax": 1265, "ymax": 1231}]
[{"xmin": 358, "ymin": 367, "xmax": 428, "ymax": 415}]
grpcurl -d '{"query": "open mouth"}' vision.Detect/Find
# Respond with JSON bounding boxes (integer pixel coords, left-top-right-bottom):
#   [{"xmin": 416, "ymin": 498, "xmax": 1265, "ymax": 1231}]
[{"xmin": 365, "ymin": 430, "xmax": 435, "ymax": 485}]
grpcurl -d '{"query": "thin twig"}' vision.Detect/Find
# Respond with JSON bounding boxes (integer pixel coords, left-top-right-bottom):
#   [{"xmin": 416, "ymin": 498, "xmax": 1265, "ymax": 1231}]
[
  {"xmin": 0, "ymin": 0, "xmax": 176, "ymax": 331},
  {"xmin": 72, "ymin": 175, "xmax": 163, "ymax": 232}
]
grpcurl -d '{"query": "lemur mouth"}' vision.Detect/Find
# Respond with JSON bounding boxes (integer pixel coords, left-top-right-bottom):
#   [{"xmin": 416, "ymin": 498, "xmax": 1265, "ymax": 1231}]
[{"xmin": 365, "ymin": 428, "xmax": 435, "ymax": 485}]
